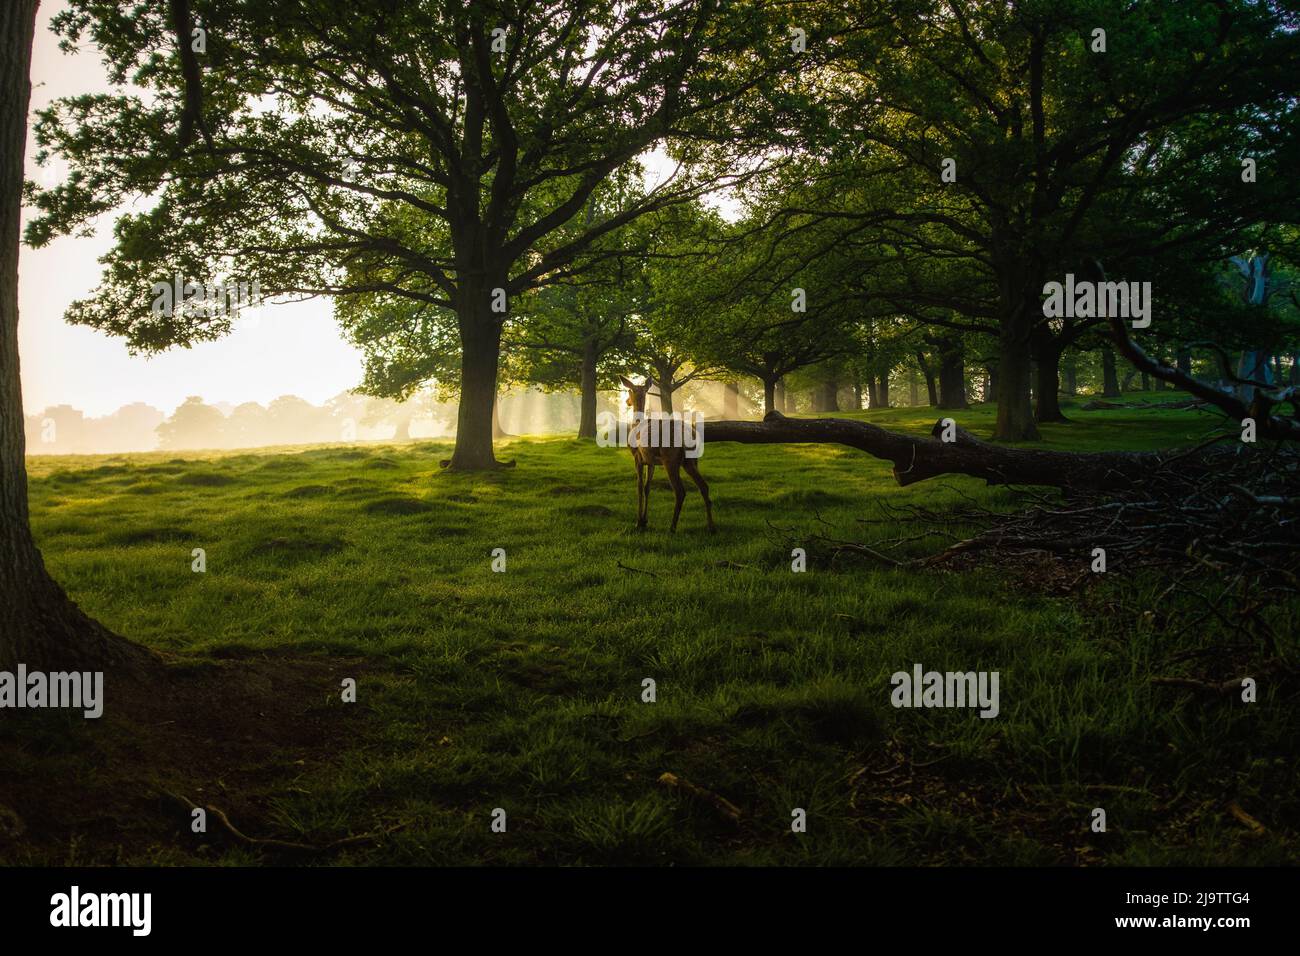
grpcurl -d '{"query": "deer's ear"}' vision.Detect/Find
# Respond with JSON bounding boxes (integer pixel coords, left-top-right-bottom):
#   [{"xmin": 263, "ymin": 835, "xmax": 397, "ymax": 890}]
[{"xmin": 619, "ymin": 376, "xmax": 635, "ymax": 389}]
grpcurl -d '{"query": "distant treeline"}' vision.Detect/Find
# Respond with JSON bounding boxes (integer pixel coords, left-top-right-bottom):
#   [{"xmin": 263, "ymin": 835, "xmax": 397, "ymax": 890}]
[
  {"xmin": 23, "ymin": 392, "xmax": 449, "ymax": 455},
  {"xmin": 22, "ymin": 388, "xmax": 618, "ymax": 455}
]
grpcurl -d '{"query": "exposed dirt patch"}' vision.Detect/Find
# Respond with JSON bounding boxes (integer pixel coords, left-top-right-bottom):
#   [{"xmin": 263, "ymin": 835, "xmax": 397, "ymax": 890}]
[{"xmin": 0, "ymin": 654, "xmax": 377, "ymax": 864}]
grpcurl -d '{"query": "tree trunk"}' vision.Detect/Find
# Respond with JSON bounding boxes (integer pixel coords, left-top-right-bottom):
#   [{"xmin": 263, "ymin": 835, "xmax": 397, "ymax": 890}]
[
  {"xmin": 762, "ymin": 377, "xmax": 777, "ymax": 416},
  {"xmin": 448, "ymin": 297, "xmax": 506, "ymax": 469},
  {"xmin": 937, "ymin": 343, "xmax": 967, "ymax": 410},
  {"xmin": 909, "ymin": 368, "xmax": 919, "ymax": 407},
  {"xmin": 1177, "ymin": 348, "xmax": 1192, "ymax": 377},
  {"xmin": 877, "ymin": 374, "xmax": 890, "ymax": 409},
  {"xmin": 577, "ymin": 341, "xmax": 598, "ymax": 439},
  {"xmin": 0, "ymin": 0, "xmax": 155, "ymax": 673},
  {"xmin": 656, "ymin": 378, "xmax": 675, "ymax": 414},
  {"xmin": 992, "ymin": 259, "xmax": 1042, "ymax": 440},
  {"xmin": 722, "ymin": 381, "xmax": 740, "ymax": 419},
  {"xmin": 1062, "ymin": 353, "xmax": 1077, "ymax": 396},
  {"xmin": 492, "ymin": 391, "xmax": 509, "ymax": 439},
  {"xmin": 1032, "ymin": 341, "xmax": 1068, "ymax": 423},
  {"xmin": 706, "ymin": 411, "xmax": 1200, "ymax": 492},
  {"xmin": 1101, "ymin": 346, "xmax": 1120, "ymax": 397},
  {"xmin": 774, "ymin": 380, "xmax": 786, "ymax": 414},
  {"xmin": 819, "ymin": 379, "xmax": 840, "ymax": 412},
  {"xmin": 985, "ymin": 365, "xmax": 999, "ymax": 404},
  {"xmin": 993, "ymin": 334, "xmax": 1039, "ymax": 440},
  {"xmin": 916, "ymin": 351, "xmax": 937, "ymax": 406},
  {"xmin": 866, "ymin": 377, "xmax": 880, "ymax": 410}
]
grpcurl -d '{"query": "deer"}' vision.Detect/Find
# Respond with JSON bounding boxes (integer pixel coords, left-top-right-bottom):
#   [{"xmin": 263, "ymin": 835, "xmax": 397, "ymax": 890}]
[{"xmin": 620, "ymin": 375, "xmax": 716, "ymax": 533}]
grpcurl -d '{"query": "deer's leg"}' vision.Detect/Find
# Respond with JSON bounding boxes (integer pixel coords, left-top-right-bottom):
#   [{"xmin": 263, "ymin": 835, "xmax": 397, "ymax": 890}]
[
  {"xmin": 664, "ymin": 458, "xmax": 686, "ymax": 532},
  {"xmin": 642, "ymin": 461, "xmax": 655, "ymax": 528},
  {"xmin": 634, "ymin": 455, "xmax": 646, "ymax": 529},
  {"xmin": 683, "ymin": 458, "xmax": 715, "ymax": 532}
]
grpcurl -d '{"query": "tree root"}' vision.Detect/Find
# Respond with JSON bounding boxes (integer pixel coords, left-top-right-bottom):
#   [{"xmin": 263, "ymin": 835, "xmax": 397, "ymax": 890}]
[{"xmin": 162, "ymin": 790, "xmax": 404, "ymax": 854}]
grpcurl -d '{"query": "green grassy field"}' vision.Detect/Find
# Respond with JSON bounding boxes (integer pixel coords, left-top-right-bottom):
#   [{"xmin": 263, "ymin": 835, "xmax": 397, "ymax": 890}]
[{"xmin": 6, "ymin": 394, "xmax": 1297, "ymax": 865}]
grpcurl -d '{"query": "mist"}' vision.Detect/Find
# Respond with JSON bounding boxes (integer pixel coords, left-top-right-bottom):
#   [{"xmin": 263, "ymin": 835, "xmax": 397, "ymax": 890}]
[{"xmin": 22, "ymin": 382, "xmax": 755, "ymax": 456}]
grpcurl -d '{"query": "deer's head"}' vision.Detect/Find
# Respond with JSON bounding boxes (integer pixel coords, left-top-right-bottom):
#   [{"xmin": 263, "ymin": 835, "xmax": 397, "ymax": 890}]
[{"xmin": 620, "ymin": 375, "xmax": 653, "ymax": 414}]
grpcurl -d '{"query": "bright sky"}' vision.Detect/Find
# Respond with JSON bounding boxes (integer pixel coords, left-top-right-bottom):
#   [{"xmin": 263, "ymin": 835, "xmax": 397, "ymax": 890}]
[{"xmin": 19, "ymin": 1, "xmax": 363, "ymax": 418}]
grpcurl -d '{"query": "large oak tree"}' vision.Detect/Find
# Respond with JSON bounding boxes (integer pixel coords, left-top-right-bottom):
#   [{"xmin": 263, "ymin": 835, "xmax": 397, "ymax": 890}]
[{"xmin": 29, "ymin": 0, "xmax": 792, "ymax": 469}]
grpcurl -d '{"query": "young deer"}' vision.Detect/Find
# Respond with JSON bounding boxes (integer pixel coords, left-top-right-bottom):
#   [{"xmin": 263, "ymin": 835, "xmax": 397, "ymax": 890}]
[{"xmin": 620, "ymin": 376, "xmax": 715, "ymax": 533}]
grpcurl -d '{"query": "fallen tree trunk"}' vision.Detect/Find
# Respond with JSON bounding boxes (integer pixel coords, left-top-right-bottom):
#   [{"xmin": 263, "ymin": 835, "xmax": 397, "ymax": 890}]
[
  {"xmin": 702, "ymin": 411, "xmax": 1211, "ymax": 491},
  {"xmin": 1079, "ymin": 398, "xmax": 1206, "ymax": 411}
]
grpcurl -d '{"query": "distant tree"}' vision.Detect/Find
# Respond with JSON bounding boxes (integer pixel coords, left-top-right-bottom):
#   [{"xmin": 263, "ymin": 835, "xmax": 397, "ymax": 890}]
[
  {"xmin": 157, "ymin": 396, "xmax": 227, "ymax": 451},
  {"xmin": 227, "ymin": 402, "xmax": 270, "ymax": 449}
]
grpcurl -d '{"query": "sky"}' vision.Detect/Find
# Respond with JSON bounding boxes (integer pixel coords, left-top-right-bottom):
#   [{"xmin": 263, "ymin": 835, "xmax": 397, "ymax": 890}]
[{"xmin": 19, "ymin": 2, "xmax": 365, "ymax": 418}]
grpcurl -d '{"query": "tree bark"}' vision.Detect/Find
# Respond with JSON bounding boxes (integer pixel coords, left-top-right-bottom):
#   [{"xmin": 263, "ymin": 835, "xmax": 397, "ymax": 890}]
[
  {"xmin": 876, "ymin": 374, "xmax": 890, "ymax": 409},
  {"xmin": 1, "ymin": 0, "xmax": 156, "ymax": 673},
  {"xmin": 994, "ymin": 332, "xmax": 1039, "ymax": 440},
  {"xmin": 916, "ymin": 351, "xmax": 937, "ymax": 406},
  {"xmin": 1032, "ymin": 341, "xmax": 1068, "ymax": 423},
  {"xmin": 774, "ymin": 380, "xmax": 787, "ymax": 414},
  {"xmin": 577, "ymin": 341, "xmax": 598, "ymax": 439},
  {"xmin": 991, "ymin": 258, "xmax": 1041, "ymax": 441},
  {"xmin": 937, "ymin": 346, "xmax": 966, "ymax": 410},
  {"xmin": 1062, "ymin": 353, "xmax": 1077, "ymax": 396},
  {"xmin": 1101, "ymin": 346, "xmax": 1120, "ymax": 397},
  {"xmin": 656, "ymin": 378, "xmax": 675, "ymax": 413},
  {"xmin": 819, "ymin": 379, "xmax": 840, "ymax": 413},
  {"xmin": 492, "ymin": 391, "xmax": 510, "ymax": 439},
  {"xmin": 705, "ymin": 412, "xmax": 1193, "ymax": 492},
  {"xmin": 448, "ymin": 289, "xmax": 506, "ymax": 469}
]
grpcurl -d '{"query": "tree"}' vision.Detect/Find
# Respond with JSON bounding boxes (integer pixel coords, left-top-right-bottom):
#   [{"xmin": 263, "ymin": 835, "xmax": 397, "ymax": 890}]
[
  {"xmin": 508, "ymin": 188, "xmax": 645, "ymax": 437},
  {"xmin": 32, "ymin": 0, "xmax": 789, "ymax": 470},
  {"xmin": 773, "ymin": 0, "xmax": 1300, "ymax": 439},
  {"xmin": 1, "ymin": 0, "xmax": 150, "ymax": 672}
]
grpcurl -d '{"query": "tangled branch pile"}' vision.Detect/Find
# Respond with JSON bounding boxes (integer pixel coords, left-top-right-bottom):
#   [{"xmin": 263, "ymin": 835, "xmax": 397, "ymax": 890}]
[{"xmin": 824, "ymin": 440, "xmax": 1300, "ymax": 688}]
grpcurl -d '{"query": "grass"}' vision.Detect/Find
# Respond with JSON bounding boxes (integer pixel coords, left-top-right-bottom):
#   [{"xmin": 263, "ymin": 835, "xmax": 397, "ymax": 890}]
[{"xmin": 4, "ymin": 392, "xmax": 1297, "ymax": 865}]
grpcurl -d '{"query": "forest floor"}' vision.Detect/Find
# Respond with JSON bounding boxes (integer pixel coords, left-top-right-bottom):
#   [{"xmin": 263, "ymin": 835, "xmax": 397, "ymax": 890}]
[{"xmin": 3, "ymin": 391, "xmax": 1297, "ymax": 865}]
